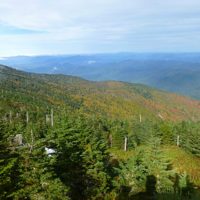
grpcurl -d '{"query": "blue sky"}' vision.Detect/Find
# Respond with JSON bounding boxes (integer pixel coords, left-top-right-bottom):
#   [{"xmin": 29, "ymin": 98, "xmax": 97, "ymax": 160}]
[{"xmin": 0, "ymin": 0, "xmax": 200, "ymax": 56}]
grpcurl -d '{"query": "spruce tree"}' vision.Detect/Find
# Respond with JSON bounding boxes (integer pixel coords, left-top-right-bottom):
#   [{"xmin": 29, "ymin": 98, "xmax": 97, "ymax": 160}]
[
  {"xmin": 143, "ymin": 135, "xmax": 175, "ymax": 193},
  {"xmin": 0, "ymin": 121, "xmax": 19, "ymax": 199},
  {"xmin": 14, "ymin": 134, "xmax": 69, "ymax": 199},
  {"xmin": 115, "ymin": 148, "xmax": 148, "ymax": 195}
]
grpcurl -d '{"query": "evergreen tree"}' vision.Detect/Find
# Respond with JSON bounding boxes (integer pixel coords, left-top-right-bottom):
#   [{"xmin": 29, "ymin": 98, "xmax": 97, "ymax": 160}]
[
  {"xmin": 115, "ymin": 148, "xmax": 148, "ymax": 196},
  {"xmin": 115, "ymin": 135, "xmax": 175, "ymax": 197},
  {"xmin": 14, "ymin": 135, "xmax": 69, "ymax": 199},
  {"xmin": 184, "ymin": 125, "xmax": 200, "ymax": 157},
  {"xmin": 143, "ymin": 135, "xmax": 175, "ymax": 193},
  {"xmin": 112, "ymin": 120, "xmax": 128, "ymax": 150},
  {"xmin": 49, "ymin": 112, "xmax": 113, "ymax": 199},
  {"xmin": 0, "ymin": 121, "xmax": 19, "ymax": 199},
  {"xmin": 158, "ymin": 123, "xmax": 174, "ymax": 145}
]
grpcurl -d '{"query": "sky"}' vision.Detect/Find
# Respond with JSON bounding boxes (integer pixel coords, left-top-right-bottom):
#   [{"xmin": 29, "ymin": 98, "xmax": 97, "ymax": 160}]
[{"xmin": 0, "ymin": 0, "xmax": 200, "ymax": 56}]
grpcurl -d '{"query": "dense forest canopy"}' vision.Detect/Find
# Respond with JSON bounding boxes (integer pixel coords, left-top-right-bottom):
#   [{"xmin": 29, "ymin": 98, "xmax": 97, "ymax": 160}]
[{"xmin": 0, "ymin": 65, "xmax": 200, "ymax": 199}]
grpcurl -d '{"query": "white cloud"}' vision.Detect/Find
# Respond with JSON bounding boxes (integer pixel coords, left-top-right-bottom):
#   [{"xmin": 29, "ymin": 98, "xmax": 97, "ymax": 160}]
[
  {"xmin": 1, "ymin": 0, "xmax": 200, "ymax": 56},
  {"xmin": 88, "ymin": 60, "xmax": 96, "ymax": 64}
]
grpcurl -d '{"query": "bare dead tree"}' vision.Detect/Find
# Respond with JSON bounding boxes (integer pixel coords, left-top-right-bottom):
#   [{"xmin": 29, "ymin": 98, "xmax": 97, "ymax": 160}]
[
  {"xmin": 9, "ymin": 110, "xmax": 12, "ymax": 124},
  {"xmin": 124, "ymin": 136, "xmax": 127, "ymax": 151},
  {"xmin": 139, "ymin": 114, "xmax": 142, "ymax": 123},
  {"xmin": 177, "ymin": 135, "xmax": 180, "ymax": 146},
  {"xmin": 30, "ymin": 129, "xmax": 34, "ymax": 152},
  {"xmin": 51, "ymin": 109, "xmax": 54, "ymax": 127},
  {"xmin": 26, "ymin": 111, "xmax": 29, "ymax": 124}
]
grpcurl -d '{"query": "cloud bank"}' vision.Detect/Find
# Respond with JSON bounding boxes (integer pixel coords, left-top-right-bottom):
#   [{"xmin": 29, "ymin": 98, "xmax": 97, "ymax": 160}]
[{"xmin": 0, "ymin": 0, "xmax": 200, "ymax": 56}]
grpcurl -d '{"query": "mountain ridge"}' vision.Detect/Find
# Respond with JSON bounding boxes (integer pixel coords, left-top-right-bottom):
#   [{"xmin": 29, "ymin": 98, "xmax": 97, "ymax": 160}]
[
  {"xmin": 2, "ymin": 53, "xmax": 200, "ymax": 99},
  {"xmin": 1, "ymin": 64, "xmax": 200, "ymax": 121}
]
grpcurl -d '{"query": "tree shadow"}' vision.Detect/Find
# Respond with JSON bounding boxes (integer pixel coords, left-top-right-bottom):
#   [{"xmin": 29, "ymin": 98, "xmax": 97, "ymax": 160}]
[
  {"xmin": 131, "ymin": 175, "xmax": 157, "ymax": 200},
  {"xmin": 117, "ymin": 174, "xmax": 200, "ymax": 200}
]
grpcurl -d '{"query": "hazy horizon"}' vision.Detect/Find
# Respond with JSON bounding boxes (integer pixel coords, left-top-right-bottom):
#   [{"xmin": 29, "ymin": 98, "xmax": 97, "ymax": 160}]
[{"xmin": 2, "ymin": 51, "xmax": 200, "ymax": 58}]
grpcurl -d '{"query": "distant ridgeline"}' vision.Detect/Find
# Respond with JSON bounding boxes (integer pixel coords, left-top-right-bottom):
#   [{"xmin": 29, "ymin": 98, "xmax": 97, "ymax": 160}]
[
  {"xmin": 2, "ymin": 53, "xmax": 200, "ymax": 100},
  {"xmin": 0, "ymin": 65, "xmax": 200, "ymax": 199}
]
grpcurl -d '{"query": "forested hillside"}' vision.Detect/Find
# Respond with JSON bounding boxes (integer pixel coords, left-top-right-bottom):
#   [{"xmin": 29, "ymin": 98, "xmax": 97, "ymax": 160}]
[
  {"xmin": 2, "ymin": 53, "xmax": 200, "ymax": 99},
  {"xmin": 1, "ymin": 65, "xmax": 200, "ymax": 199},
  {"xmin": 1, "ymin": 64, "xmax": 200, "ymax": 121}
]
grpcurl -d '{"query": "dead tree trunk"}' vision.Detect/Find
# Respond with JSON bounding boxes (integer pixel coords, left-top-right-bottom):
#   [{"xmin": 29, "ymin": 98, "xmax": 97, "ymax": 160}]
[
  {"xmin": 9, "ymin": 110, "xmax": 12, "ymax": 124},
  {"xmin": 26, "ymin": 111, "xmax": 29, "ymax": 124},
  {"xmin": 30, "ymin": 129, "xmax": 34, "ymax": 152},
  {"xmin": 124, "ymin": 136, "xmax": 127, "ymax": 151},
  {"xmin": 177, "ymin": 135, "xmax": 180, "ymax": 146},
  {"xmin": 51, "ymin": 109, "xmax": 54, "ymax": 127}
]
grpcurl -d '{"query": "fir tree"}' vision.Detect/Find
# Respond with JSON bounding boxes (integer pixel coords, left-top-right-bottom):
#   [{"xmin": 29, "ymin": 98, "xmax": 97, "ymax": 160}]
[
  {"xmin": 0, "ymin": 121, "xmax": 19, "ymax": 199},
  {"xmin": 143, "ymin": 135, "xmax": 175, "ymax": 193}
]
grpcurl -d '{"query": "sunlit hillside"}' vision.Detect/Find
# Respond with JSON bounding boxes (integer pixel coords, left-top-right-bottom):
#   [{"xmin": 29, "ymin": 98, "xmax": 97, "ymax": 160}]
[{"xmin": 1, "ymin": 65, "xmax": 200, "ymax": 121}]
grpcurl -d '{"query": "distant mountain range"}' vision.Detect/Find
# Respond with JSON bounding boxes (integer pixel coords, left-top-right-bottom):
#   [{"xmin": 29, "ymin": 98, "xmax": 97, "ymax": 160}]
[
  {"xmin": 1, "ymin": 64, "xmax": 200, "ymax": 121},
  {"xmin": 1, "ymin": 52, "xmax": 200, "ymax": 99}
]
